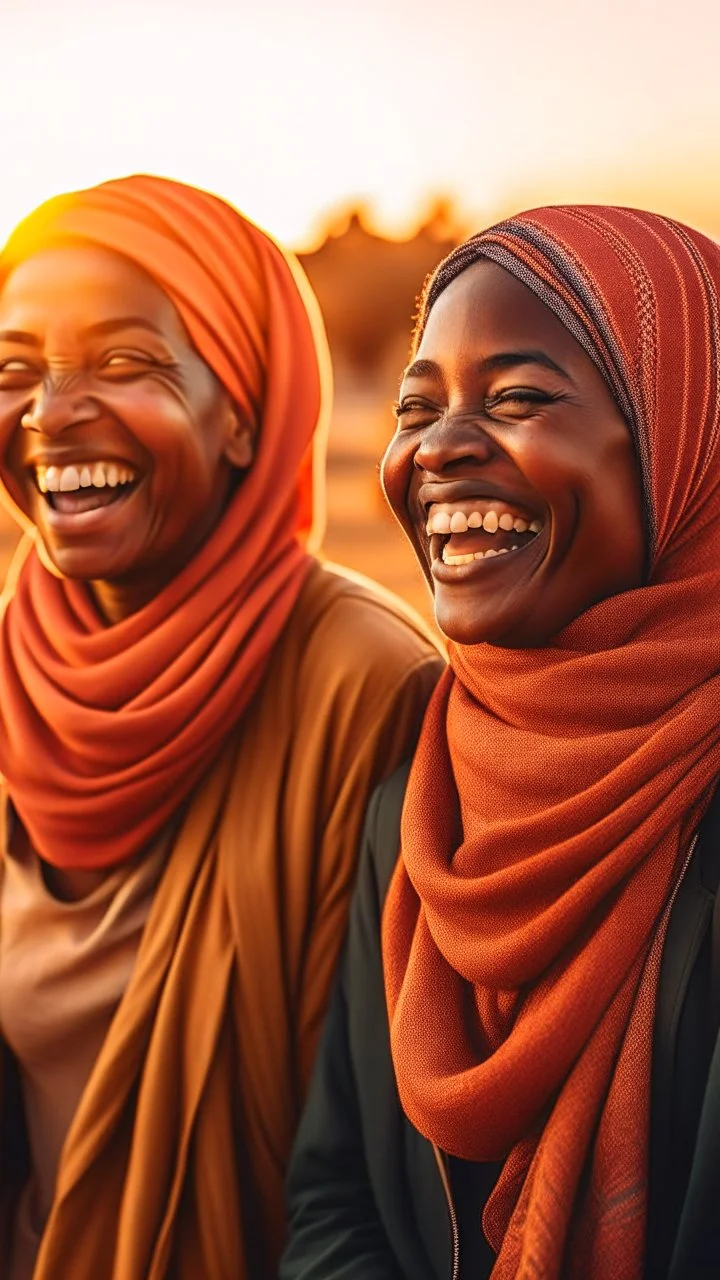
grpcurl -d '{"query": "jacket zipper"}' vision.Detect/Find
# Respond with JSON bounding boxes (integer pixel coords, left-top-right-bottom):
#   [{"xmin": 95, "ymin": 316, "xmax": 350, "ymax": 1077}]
[{"xmin": 432, "ymin": 1143, "xmax": 460, "ymax": 1280}]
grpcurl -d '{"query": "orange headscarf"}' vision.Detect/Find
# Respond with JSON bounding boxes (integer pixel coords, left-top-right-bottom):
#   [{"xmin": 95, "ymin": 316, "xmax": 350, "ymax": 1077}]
[
  {"xmin": 0, "ymin": 175, "xmax": 331, "ymax": 870},
  {"xmin": 383, "ymin": 207, "xmax": 720, "ymax": 1278}
]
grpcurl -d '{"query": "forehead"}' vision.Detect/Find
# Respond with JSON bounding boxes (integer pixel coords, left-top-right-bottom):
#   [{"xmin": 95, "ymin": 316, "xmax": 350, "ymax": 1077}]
[
  {"xmin": 0, "ymin": 244, "xmax": 186, "ymax": 341},
  {"xmin": 416, "ymin": 257, "xmax": 585, "ymax": 365}
]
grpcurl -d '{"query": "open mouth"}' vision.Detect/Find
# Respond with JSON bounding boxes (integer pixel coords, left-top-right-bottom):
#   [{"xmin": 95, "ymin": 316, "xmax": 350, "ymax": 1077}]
[
  {"xmin": 425, "ymin": 499, "xmax": 545, "ymax": 567},
  {"xmin": 34, "ymin": 461, "xmax": 139, "ymax": 516}
]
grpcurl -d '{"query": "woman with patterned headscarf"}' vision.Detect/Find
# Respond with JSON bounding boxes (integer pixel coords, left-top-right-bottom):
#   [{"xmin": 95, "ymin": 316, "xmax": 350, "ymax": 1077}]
[
  {"xmin": 0, "ymin": 175, "xmax": 443, "ymax": 1279},
  {"xmin": 282, "ymin": 206, "xmax": 720, "ymax": 1279}
]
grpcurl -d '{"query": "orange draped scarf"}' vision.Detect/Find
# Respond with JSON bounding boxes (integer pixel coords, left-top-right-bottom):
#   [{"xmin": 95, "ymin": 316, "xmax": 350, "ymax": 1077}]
[
  {"xmin": 383, "ymin": 207, "xmax": 720, "ymax": 1278},
  {"xmin": 0, "ymin": 175, "xmax": 331, "ymax": 870}
]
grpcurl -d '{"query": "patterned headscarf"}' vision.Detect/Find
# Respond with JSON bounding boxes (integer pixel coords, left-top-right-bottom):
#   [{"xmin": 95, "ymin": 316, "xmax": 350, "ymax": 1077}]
[{"xmin": 384, "ymin": 206, "xmax": 720, "ymax": 1278}]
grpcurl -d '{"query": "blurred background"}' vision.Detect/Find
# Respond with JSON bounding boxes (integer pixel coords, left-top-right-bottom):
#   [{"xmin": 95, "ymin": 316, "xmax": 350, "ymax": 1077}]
[{"xmin": 3, "ymin": 0, "xmax": 720, "ymax": 627}]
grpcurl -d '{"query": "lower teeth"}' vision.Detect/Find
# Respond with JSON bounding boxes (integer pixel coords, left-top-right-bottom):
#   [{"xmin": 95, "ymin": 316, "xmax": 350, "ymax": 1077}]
[{"xmin": 443, "ymin": 543, "xmax": 521, "ymax": 566}]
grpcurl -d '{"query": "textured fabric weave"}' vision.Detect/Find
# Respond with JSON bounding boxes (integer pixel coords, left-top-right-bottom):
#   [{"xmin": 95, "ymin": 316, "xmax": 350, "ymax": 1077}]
[
  {"xmin": 0, "ymin": 175, "xmax": 331, "ymax": 869},
  {"xmin": 383, "ymin": 206, "xmax": 720, "ymax": 1278}
]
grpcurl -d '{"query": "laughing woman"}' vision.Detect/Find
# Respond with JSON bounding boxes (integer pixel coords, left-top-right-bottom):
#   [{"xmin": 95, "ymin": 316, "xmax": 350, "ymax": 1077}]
[
  {"xmin": 282, "ymin": 207, "xmax": 720, "ymax": 1279},
  {"xmin": 0, "ymin": 177, "xmax": 443, "ymax": 1280}
]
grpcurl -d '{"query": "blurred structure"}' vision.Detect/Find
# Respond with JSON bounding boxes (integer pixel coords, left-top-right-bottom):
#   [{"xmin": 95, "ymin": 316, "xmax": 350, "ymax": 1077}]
[
  {"xmin": 298, "ymin": 200, "xmax": 462, "ymax": 627},
  {"xmin": 299, "ymin": 199, "xmax": 460, "ymax": 390},
  {"xmin": 0, "ymin": 204, "xmax": 464, "ymax": 627}
]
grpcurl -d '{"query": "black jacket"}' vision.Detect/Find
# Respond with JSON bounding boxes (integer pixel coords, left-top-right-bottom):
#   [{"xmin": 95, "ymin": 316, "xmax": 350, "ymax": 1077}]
[{"xmin": 281, "ymin": 764, "xmax": 720, "ymax": 1280}]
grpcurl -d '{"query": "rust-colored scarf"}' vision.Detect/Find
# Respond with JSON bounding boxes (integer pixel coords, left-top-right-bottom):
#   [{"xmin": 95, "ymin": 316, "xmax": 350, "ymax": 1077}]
[
  {"xmin": 383, "ymin": 207, "xmax": 720, "ymax": 1277},
  {"xmin": 0, "ymin": 175, "xmax": 330, "ymax": 870}
]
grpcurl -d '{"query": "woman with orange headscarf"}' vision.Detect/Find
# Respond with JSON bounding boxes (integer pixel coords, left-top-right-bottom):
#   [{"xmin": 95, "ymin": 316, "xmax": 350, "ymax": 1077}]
[
  {"xmin": 0, "ymin": 175, "xmax": 443, "ymax": 1280},
  {"xmin": 282, "ymin": 206, "xmax": 720, "ymax": 1278}
]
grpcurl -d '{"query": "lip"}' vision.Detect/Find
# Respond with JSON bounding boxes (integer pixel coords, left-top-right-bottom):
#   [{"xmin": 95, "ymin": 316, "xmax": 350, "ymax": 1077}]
[
  {"xmin": 39, "ymin": 475, "xmax": 144, "ymax": 536},
  {"xmin": 25, "ymin": 449, "xmax": 141, "ymax": 473},
  {"xmin": 416, "ymin": 478, "xmax": 546, "ymax": 521},
  {"xmin": 429, "ymin": 524, "xmax": 547, "ymax": 585},
  {"xmin": 413, "ymin": 477, "xmax": 548, "ymax": 582}
]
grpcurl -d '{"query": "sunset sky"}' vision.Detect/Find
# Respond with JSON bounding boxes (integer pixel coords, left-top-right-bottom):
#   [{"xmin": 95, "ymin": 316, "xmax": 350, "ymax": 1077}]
[{"xmin": 3, "ymin": 0, "xmax": 720, "ymax": 249}]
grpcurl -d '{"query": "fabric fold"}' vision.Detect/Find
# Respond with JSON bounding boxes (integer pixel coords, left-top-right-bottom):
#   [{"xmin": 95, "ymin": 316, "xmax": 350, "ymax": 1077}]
[
  {"xmin": 383, "ymin": 205, "xmax": 720, "ymax": 1277},
  {"xmin": 2, "ymin": 560, "xmax": 442, "ymax": 1279},
  {"xmin": 0, "ymin": 174, "xmax": 332, "ymax": 869},
  {"xmin": 33, "ymin": 742, "xmax": 237, "ymax": 1278}
]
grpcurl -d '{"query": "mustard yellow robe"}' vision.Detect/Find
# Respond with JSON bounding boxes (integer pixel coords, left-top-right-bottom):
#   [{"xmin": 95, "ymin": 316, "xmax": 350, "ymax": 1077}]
[{"xmin": 0, "ymin": 560, "xmax": 443, "ymax": 1279}]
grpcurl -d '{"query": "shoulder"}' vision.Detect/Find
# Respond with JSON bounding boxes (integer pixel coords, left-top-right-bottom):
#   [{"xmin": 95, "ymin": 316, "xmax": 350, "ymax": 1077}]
[
  {"xmin": 242, "ymin": 562, "xmax": 442, "ymax": 795},
  {"xmin": 285, "ymin": 562, "xmax": 445, "ymax": 742},
  {"xmin": 293, "ymin": 558, "xmax": 444, "ymax": 686}
]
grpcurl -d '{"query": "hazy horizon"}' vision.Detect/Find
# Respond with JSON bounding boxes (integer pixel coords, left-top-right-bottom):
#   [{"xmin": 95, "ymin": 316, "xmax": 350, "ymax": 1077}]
[{"xmin": 3, "ymin": 0, "xmax": 720, "ymax": 251}]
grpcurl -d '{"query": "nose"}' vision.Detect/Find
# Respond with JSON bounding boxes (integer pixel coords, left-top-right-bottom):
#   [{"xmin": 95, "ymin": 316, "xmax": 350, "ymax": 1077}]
[
  {"xmin": 21, "ymin": 378, "xmax": 100, "ymax": 437},
  {"xmin": 413, "ymin": 412, "xmax": 496, "ymax": 475}
]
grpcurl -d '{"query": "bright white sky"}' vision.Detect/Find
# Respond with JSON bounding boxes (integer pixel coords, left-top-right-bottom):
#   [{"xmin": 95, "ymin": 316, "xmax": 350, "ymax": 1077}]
[{"xmin": 3, "ymin": 0, "xmax": 720, "ymax": 249}]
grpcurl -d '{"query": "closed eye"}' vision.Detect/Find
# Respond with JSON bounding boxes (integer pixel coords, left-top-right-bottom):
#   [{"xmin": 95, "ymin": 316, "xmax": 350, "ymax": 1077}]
[
  {"xmin": 0, "ymin": 358, "xmax": 37, "ymax": 372},
  {"xmin": 393, "ymin": 397, "xmax": 441, "ymax": 426},
  {"xmin": 97, "ymin": 350, "xmax": 175, "ymax": 379},
  {"xmin": 100, "ymin": 351, "xmax": 158, "ymax": 368},
  {"xmin": 0, "ymin": 357, "xmax": 41, "ymax": 387},
  {"xmin": 485, "ymin": 387, "xmax": 561, "ymax": 410}
]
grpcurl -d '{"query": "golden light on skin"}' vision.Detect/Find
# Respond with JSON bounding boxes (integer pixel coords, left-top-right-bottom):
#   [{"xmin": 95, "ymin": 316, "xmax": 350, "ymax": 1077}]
[{"xmin": 3, "ymin": 0, "xmax": 720, "ymax": 250}]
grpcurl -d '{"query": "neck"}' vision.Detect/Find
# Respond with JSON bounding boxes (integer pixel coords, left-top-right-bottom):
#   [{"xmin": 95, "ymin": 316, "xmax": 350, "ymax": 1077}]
[{"xmin": 89, "ymin": 575, "xmax": 166, "ymax": 624}]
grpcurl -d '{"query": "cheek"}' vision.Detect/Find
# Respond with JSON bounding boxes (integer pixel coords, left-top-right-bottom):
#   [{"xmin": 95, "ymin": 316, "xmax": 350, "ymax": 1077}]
[
  {"xmin": 578, "ymin": 431, "xmax": 643, "ymax": 526},
  {"xmin": 110, "ymin": 385, "xmax": 221, "ymax": 478},
  {"xmin": 507, "ymin": 422, "xmax": 574, "ymax": 488},
  {"xmin": 0, "ymin": 395, "xmax": 27, "ymax": 454},
  {"xmin": 0, "ymin": 418, "xmax": 35, "ymax": 514},
  {"xmin": 381, "ymin": 434, "xmax": 416, "ymax": 523},
  {"xmin": 111, "ymin": 382, "xmax": 188, "ymax": 437},
  {"xmin": 597, "ymin": 440, "xmax": 646, "ymax": 576}
]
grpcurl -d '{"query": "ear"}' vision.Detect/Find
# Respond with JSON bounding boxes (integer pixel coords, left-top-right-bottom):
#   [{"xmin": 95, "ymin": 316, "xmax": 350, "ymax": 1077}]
[{"xmin": 223, "ymin": 401, "xmax": 255, "ymax": 470}]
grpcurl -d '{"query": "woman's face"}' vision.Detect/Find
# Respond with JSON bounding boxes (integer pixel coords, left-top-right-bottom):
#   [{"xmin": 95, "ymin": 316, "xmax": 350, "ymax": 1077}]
[
  {"xmin": 382, "ymin": 258, "xmax": 646, "ymax": 647},
  {"xmin": 0, "ymin": 245, "xmax": 252, "ymax": 618}
]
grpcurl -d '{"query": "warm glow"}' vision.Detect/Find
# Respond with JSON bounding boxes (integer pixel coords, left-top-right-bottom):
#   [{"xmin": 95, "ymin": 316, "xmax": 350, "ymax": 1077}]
[
  {"xmin": 4, "ymin": 0, "xmax": 720, "ymax": 250},
  {"xmin": 2, "ymin": 0, "xmax": 720, "ymax": 624}
]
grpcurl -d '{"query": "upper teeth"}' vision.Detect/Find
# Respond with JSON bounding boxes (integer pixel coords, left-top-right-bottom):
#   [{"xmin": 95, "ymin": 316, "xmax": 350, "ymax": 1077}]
[
  {"xmin": 426, "ymin": 503, "xmax": 543, "ymax": 536},
  {"xmin": 35, "ymin": 462, "xmax": 137, "ymax": 493}
]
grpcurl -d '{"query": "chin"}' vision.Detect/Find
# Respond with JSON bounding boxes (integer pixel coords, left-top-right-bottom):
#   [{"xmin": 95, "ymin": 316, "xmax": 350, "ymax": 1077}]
[
  {"xmin": 433, "ymin": 593, "xmax": 553, "ymax": 650},
  {"xmin": 434, "ymin": 596, "xmax": 501, "ymax": 647},
  {"xmin": 38, "ymin": 542, "xmax": 120, "ymax": 583}
]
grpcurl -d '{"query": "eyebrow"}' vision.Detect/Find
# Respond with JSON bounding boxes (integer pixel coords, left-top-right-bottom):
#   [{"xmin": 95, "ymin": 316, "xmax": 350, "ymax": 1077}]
[
  {"xmin": 83, "ymin": 316, "xmax": 164, "ymax": 339},
  {"xmin": 402, "ymin": 358, "xmax": 441, "ymax": 380},
  {"xmin": 402, "ymin": 350, "xmax": 571, "ymax": 381},
  {"xmin": 0, "ymin": 330, "xmax": 39, "ymax": 346},
  {"xmin": 0, "ymin": 316, "xmax": 163, "ymax": 345},
  {"xmin": 482, "ymin": 350, "xmax": 570, "ymax": 378}
]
